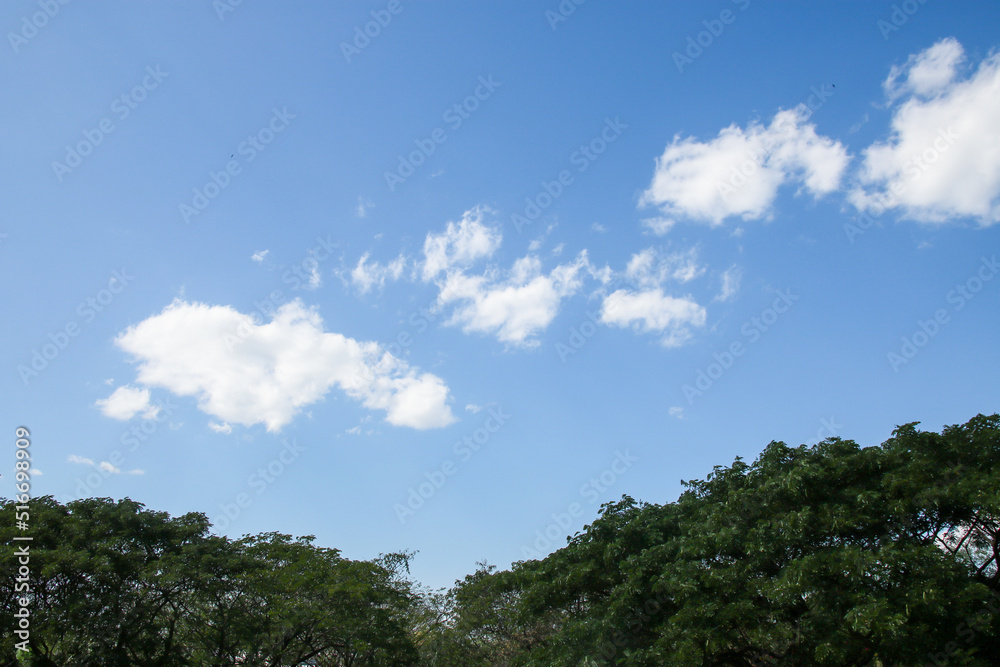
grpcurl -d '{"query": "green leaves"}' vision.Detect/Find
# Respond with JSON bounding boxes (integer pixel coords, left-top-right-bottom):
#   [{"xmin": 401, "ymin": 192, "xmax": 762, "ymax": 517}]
[{"xmin": 416, "ymin": 413, "xmax": 1000, "ymax": 666}]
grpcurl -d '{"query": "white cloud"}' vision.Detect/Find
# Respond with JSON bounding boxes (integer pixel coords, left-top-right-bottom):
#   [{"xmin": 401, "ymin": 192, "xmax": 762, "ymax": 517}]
[
  {"xmin": 625, "ymin": 247, "xmax": 703, "ymax": 288},
  {"xmin": 852, "ymin": 38, "xmax": 1000, "ymax": 225},
  {"xmin": 350, "ymin": 252, "xmax": 407, "ymax": 294},
  {"xmin": 437, "ymin": 252, "xmax": 591, "ymax": 348},
  {"xmin": 465, "ymin": 403, "xmax": 483, "ymax": 413},
  {"xmin": 714, "ymin": 265, "xmax": 743, "ymax": 302},
  {"xmin": 885, "ymin": 37, "xmax": 966, "ymax": 100},
  {"xmin": 356, "ymin": 196, "xmax": 374, "ymax": 218},
  {"xmin": 600, "ymin": 288, "xmax": 706, "ymax": 347},
  {"xmin": 95, "ymin": 385, "xmax": 160, "ymax": 421},
  {"xmin": 67, "ymin": 455, "xmax": 140, "ymax": 475},
  {"xmin": 111, "ymin": 299, "xmax": 456, "ymax": 431},
  {"xmin": 641, "ymin": 217, "xmax": 676, "ymax": 235},
  {"xmin": 421, "ymin": 206, "xmax": 502, "ymax": 281},
  {"xmin": 208, "ymin": 421, "xmax": 233, "ymax": 434},
  {"xmin": 251, "ymin": 250, "xmax": 270, "ymax": 263},
  {"xmin": 668, "ymin": 406, "xmax": 684, "ymax": 419},
  {"xmin": 29, "ymin": 468, "xmax": 43, "ymax": 476},
  {"xmin": 346, "ymin": 425, "xmax": 361, "ymax": 435},
  {"xmin": 591, "ymin": 222, "xmax": 607, "ymax": 233},
  {"xmin": 306, "ymin": 265, "xmax": 322, "ymax": 290},
  {"xmin": 641, "ymin": 106, "xmax": 849, "ymax": 227}
]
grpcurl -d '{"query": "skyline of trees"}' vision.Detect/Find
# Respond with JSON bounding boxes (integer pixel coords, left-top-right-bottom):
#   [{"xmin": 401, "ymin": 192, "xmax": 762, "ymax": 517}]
[{"xmin": 3, "ymin": 413, "xmax": 998, "ymax": 665}]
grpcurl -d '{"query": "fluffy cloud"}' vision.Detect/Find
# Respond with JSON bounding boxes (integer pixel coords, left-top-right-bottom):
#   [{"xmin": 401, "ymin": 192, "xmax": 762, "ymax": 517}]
[
  {"xmin": 852, "ymin": 38, "xmax": 1000, "ymax": 225},
  {"xmin": 421, "ymin": 206, "xmax": 502, "ymax": 281},
  {"xmin": 600, "ymin": 288, "xmax": 706, "ymax": 347},
  {"xmin": 95, "ymin": 385, "xmax": 160, "ymax": 421},
  {"xmin": 641, "ymin": 106, "xmax": 850, "ymax": 227},
  {"xmin": 597, "ymin": 247, "xmax": 708, "ymax": 346},
  {"xmin": 884, "ymin": 37, "xmax": 966, "ymax": 100},
  {"xmin": 437, "ymin": 252, "xmax": 592, "ymax": 347},
  {"xmin": 111, "ymin": 299, "xmax": 456, "ymax": 431}
]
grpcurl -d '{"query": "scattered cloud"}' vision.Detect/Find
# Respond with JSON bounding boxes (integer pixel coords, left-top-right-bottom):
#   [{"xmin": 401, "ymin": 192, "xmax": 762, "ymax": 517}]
[
  {"xmin": 668, "ymin": 406, "xmax": 684, "ymax": 419},
  {"xmin": 591, "ymin": 222, "xmax": 607, "ymax": 233},
  {"xmin": 251, "ymin": 250, "xmax": 270, "ymax": 263},
  {"xmin": 110, "ymin": 299, "xmax": 456, "ymax": 431},
  {"xmin": 626, "ymin": 247, "xmax": 704, "ymax": 288},
  {"xmin": 306, "ymin": 265, "xmax": 322, "ymax": 290},
  {"xmin": 421, "ymin": 206, "xmax": 502, "ymax": 282},
  {"xmin": 350, "ymin": 252, "xmax": 408, "ymax": 294},
  {"xmin": 208, "ymin": 421, "xmax": 233, "ymax": 434},
  {"xmin": 95, "ymin": 385, "xmax": 160, "ymax": 421},
  {"xmin": 848, "ymin": 113, "xmax": 870, "ymax": 135},
  {"xmin": 356, "ymin": 196, "xmax": 374, "ymax": 218},
  {"xmin": 600, "ymin": 288, "xmax": 706, "ymax": 347},
  {"xmin": 641, "ymin": 105, "xmax": 850, "ymax": 227},
  {"xmin": 641, "ymin": 216, "xmax": 676, "ymax": 235},
  {"xmin": 68, "ymin": 454, "xmax": 142, "ymax": 475},
  {"xmin": 437, "ymin": 252, "xmax": 593, "ymax": 348},
  {"xmin": 851, "ymin": 38, "xmax": 1000, "ymax": 225},
  {"xmin": 714, "ymin": 265, "xmax": 743, "ymax": 302},
  {"xmin": 465, "ymin": 403, "xmax": 483, "ymax": 413}
]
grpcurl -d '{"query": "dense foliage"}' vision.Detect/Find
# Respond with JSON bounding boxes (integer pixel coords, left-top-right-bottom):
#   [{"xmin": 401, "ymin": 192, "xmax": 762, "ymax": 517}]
[{"xmin": 3, "ymin": 414, "xmax": 998, "ymax": 665}]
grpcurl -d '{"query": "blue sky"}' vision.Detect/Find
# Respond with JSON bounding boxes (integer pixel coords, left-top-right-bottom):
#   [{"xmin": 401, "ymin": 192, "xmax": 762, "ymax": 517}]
[{"xmin": 3, "ymin": 1, "xmax": 999, "ymax": 591}]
